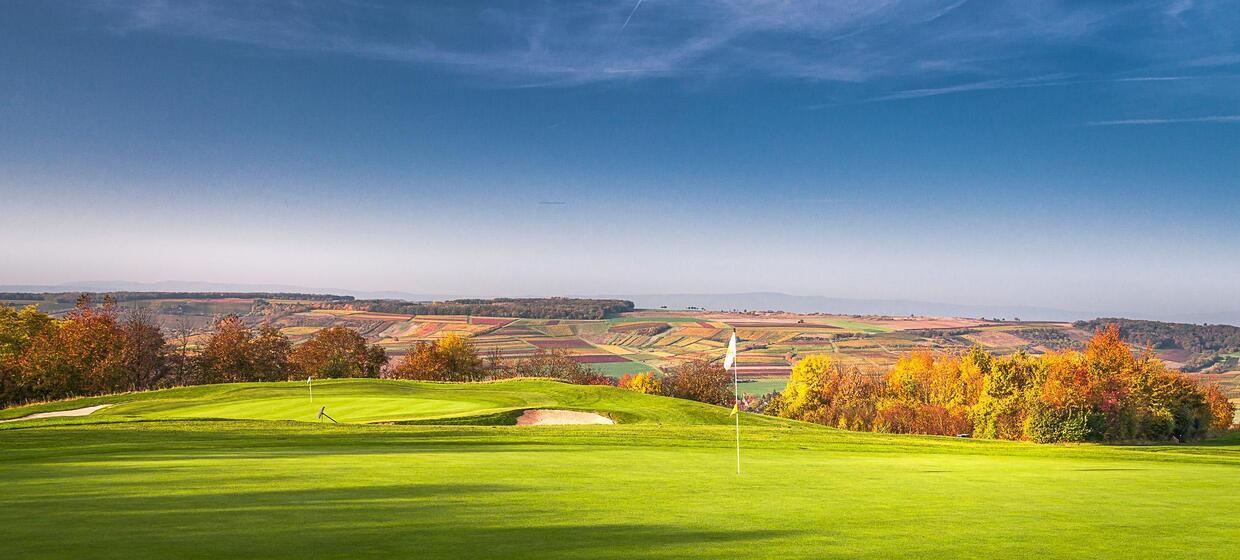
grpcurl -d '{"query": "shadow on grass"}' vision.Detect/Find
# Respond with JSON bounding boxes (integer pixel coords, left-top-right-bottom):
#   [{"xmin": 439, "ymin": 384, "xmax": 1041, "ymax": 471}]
[{"xmin": 2, "ymin": 481, "xmax": 797, "ymax": 559}]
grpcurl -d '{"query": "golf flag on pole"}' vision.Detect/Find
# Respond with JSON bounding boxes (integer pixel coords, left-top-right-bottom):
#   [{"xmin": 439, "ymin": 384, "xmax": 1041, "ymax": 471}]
[
  {"xmin": 726, "ymin": 329, "xmax": 740, "ymax": 475},
  {"xmin": 723, "ymin": 331, "xmax": 737, "ymax": 370}
]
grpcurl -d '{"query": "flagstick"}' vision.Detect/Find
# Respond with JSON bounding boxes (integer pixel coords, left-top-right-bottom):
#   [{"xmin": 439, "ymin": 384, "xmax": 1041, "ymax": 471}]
[{"xmin": 734, "ymin": 361, "xmax": 741, "ymax": 476}]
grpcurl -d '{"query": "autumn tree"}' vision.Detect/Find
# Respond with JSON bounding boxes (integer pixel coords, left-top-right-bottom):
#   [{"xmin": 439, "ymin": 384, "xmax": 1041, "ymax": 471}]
[
  {"xmin": 120, "ymin": 307, "xmax": 167, "ymax": 389},
  {"xmin": 661, "ymin": 359, "xmax": 731, "ymax": 406},
  {"xmin": 504, "ymin": 349, "xmax": 613, "ymax": 385},
  {"xmin": 12, "ymin": 297, "xmax": 167, "ymax": 401},
  {"xmin": 291, "ymin": 326, "xmax": 387, "ymax": 379},
  {"xmin": 389, "ymin": 334, "xmax": 485, "ymax": 381},
  {"xmin": 197, "ymin": 315, "xmax": 291, "ymax": 383},
  {"xmin": 619, "ymin": 372, "xmax": 663, "ymax": 394},
  {"xmin": 874, "ymin": 349, "xmax": 981, "ymax": 435},
  {"xmin": 769, "ymin": 355, "xmax": 881, "ymax": 431},
  {"xmin": 1202, "ymin": 384, "xmax": 1236, "ymax": 432},
  {"xmin": 0, "ymin": 305, "xmax": 57, "ymax": 406}
]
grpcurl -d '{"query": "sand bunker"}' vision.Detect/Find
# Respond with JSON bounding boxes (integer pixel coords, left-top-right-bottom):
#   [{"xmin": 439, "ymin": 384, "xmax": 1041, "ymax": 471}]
[
  {"xmin": 0, "ymin": 404, "xmax": 111, "ymax": 424},
  {"xmin": 515, "ymin": 409, "xmax": 614, "ymax": 426}
]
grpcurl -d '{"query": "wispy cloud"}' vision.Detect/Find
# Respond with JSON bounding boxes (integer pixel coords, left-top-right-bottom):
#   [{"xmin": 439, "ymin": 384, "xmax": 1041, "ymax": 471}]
[
  {"xmin": 88, "ymin": 0, "xmax": 1240, "ymax": 92},
  {"xmin": 870, "ymin": 74, "xmax": 1075, "ymax": 102},
  {"xmin": 1085, "ymin": 115, "xmax": 1240, "ymax": 126}
]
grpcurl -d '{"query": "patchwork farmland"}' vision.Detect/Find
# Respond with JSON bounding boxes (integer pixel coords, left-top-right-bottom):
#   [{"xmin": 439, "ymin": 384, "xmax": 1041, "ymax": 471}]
[
  {"xmin": 6, "ymin": 294, "xmax": 1237, "ymax": 401},
  {"xmin": 234, "ymin": 304, "xmax": 1226, "ymax": 397}
]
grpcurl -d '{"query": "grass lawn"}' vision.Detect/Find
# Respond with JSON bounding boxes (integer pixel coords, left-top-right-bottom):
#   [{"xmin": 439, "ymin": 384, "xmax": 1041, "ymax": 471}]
[
  {"xmin": 822, "ymin": 320, "xmax": 893, "ymax": 333},
  {"xmin": 739, "ymin": 377, "xmax": 789, "ymax": 395},
  {"xmin": 587, "ymin": 360, "xmax": 661, "ymax": 378},
  {"xmin": 1, "ymin": 380, "xmax": 1237, "ymax": 559}
]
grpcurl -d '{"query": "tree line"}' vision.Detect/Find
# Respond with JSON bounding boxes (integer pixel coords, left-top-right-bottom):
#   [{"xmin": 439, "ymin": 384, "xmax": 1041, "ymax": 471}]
[
  {"xmin": 763, "ymin": 326, "xmax": 1234, "ymax": 442},
  {"xmin": 0, "ymin": 297, "xmax": 737, "ymax": 411},
  {"xmin": 0, "ymin": 298, "xmax": 385, "ymax": 407},
  {"xmin": 6, "ymin": 299, "xmax": 1228, "ymax": 443},
  {"xmin": 1075, "ymin": 318, "xmax": 1240, "ymax": 354},
  {"xmin": 329, "ymin": 297, "xmax": 636, "ymax": 320},
  {"xmin": 0, "ymin": 292, "xmax": 352, "ymax": 304}
]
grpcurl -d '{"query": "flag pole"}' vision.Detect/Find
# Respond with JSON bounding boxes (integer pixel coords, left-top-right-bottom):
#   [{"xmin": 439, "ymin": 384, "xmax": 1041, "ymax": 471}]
[
  {"xmin": 733, "ymin": 331, "xmax": 741, "ymax": 476},
  {"xmin": 734, "ymin": 361, "xmax": 740, "ymax": 476}
]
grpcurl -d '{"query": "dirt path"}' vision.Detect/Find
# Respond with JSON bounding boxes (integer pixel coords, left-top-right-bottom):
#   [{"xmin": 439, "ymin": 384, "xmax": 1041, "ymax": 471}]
[
  {"xmin": 515, "ymin": 409, "xmax": 614, "ymax": 426},
  {"xmin": 0, "ymin": 404, "xmax": 111, "ymax": 424}
]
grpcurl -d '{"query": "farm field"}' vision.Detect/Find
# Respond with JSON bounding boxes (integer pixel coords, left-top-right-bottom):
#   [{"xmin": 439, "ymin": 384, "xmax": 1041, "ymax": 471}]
[
  {"xmin": 237, "ymin": 304, "xmax": 1101, "ymax": 396},
  {"xmin": 0, "ymin": 379, "xmax": 1237, "ymax": 559},
  {"xmin": 7, "ymin": 295, "xmax": 1239, "ymax": 400}
]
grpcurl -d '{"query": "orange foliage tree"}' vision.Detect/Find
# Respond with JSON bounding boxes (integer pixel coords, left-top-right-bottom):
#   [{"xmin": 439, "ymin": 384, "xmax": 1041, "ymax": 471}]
[
  {"xmin": 767, "ymin": 355, "xmax": 881, "ymax": 431},
  {"xmin": 290, "ymin": 326, "xmax": 387, "ymax": 379},
  {"xmin": 389, "ymin": 334, "xmax": 485, "ymax": 381},
  {"xmin": 661, "ymin": 359, "xmax": 732, "ymax": 406},
  {"xmin": 8, "ymin": 297, "xmax": 167, "ymax": 404},
  {"xmin": 197, "ymin": 315, "xmax": 291, "ymax": 383},
  {"xmin": 769, "ymin": 325, "xmax": 1231, "ymax": 443}
]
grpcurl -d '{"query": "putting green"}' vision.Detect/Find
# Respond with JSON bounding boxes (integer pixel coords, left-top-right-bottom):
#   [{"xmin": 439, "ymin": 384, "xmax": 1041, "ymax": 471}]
[
  {"xmin": 0, "ymin": 380, "xmax": 1236, "ymax": 559},
  {"xmin": 0, "ymin": 378, "xmax": 785, "ymax": 426}
]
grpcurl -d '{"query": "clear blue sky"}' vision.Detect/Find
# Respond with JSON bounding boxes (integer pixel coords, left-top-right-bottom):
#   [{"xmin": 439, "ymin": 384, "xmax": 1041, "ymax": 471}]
[{"xmin": 1, "ymin": 1, "xmax": 1238, "ymax": 317}]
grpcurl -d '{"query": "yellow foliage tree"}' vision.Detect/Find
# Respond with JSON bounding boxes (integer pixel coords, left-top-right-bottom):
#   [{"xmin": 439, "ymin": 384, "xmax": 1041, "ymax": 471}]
[{"xmin": 619, "ymin": 372, "xmax": 663, "ymax": 394}]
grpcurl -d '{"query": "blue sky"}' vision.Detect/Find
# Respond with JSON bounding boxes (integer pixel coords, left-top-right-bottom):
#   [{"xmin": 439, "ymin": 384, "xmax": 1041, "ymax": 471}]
[{"xmin": 1, "ymin": 1, "xmax": 1238, "ymax": 318}]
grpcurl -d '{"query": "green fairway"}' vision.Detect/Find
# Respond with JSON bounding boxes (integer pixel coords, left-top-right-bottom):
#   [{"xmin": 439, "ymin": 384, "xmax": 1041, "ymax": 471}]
[{"xmin": 1, "ymin": 380, "xmax": 1237, "ymax": 559}]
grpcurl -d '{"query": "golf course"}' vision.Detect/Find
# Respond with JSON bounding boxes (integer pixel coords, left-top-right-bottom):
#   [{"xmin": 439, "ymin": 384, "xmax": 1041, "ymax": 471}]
[{"xmin": 1, "ymin": 379, "xmax": 1236, "ymax": 559}]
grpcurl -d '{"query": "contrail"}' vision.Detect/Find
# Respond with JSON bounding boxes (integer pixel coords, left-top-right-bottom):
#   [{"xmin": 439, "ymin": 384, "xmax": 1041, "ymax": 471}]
[{"xmin": 620, "ymin": 0, "xmax": 644, "ymax": 32}]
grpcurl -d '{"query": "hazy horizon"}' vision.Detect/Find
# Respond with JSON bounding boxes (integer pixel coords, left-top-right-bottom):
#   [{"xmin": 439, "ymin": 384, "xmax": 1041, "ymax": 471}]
[
  {"xmin": 5, "ymin": 279, "xmax": 1240, "ymax": 326},
  {"xmin": 3, "ymin": 1, "xmax": 1238, "ymax": 321}
]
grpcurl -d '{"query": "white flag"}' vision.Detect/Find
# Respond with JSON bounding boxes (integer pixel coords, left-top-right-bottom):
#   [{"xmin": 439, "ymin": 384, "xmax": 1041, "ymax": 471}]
[{"xmin": 723, "ymin": 331, "xmax": 737, "ymax": 370}]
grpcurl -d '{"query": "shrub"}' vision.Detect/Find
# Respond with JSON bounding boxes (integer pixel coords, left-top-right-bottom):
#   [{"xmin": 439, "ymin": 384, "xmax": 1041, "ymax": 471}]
[{"xmin": 1023, "ymin": 402, "xmax": 1092, "ymax": 443}]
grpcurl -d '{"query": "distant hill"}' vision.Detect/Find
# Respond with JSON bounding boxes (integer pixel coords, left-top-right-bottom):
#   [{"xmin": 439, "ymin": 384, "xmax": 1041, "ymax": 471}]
[
  {"xmin": 1075, "ymin": 318, "xmax": 1240, "ymax": 373},
  {"xmin": 5, "ymin": 283, "xmax": 1236, "ymax": 326},
  {"xmin": 607, "ymin": 292, "xmax": 1088, "ymax": 322},
  {"xmin": 0, "ymin": 281, "xmax": 459, "ymax": 302},
  {"xmin": 335, "ymin": 298, "xmax": 635, "ymax": 320},
  {"xmin": 607, "ymin": 292, "xmax": 1240, "ymax": 326}
]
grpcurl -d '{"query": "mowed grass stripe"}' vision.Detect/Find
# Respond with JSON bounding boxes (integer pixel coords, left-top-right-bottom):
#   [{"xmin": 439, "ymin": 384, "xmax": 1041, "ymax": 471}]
[{"xmin": 0, "ymin": 420, "xmax": 1236, "ymax": 559}]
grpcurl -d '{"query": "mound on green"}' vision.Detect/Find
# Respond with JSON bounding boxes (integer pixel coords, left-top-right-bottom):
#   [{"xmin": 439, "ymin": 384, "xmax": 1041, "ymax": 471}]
[{"xmin": 0, "ymin": 381, "xmax": 1236, "ymax": 559}]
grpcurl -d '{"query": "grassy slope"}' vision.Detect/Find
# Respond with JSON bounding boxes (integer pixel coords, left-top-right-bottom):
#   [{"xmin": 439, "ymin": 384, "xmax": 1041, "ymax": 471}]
[
  {"xmin": 0, "ymin": 381, "xmax": 1237, "ymax": 559},
  {"xmin": 0, "ymin": 378, "xmax": 786, "ymax": 426}
]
